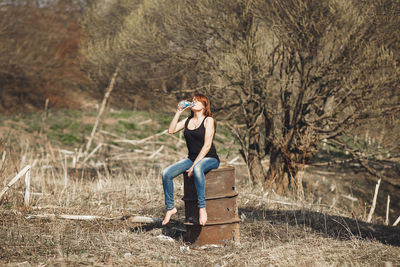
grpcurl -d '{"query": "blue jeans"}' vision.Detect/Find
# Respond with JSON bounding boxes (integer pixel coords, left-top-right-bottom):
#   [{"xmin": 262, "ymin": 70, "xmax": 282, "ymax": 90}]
[{"xmin": 162, "ymin": 157, "xmax": 219, "ymax": 210}]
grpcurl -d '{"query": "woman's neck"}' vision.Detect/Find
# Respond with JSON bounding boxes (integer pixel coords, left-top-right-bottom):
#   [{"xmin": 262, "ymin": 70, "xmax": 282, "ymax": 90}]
[{"xmin": 193, "ymin": 111, "xmax": 205, "ymax": 119}]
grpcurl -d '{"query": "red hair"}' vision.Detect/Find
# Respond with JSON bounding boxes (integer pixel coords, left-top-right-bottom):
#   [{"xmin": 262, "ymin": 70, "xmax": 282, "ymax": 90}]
[
  {"xmin": 193, "ymin": 93, "xmax": 213, "ymax": 118},
  {"xmin": 191, "ymin": 93, "xmax": 216, "ymax": 128}
]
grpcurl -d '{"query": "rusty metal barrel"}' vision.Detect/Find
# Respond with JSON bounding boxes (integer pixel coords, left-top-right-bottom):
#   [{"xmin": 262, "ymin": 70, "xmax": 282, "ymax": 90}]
[{"xmin": 182, "ymin": 166, "xmax": 240, "ymax": 246}]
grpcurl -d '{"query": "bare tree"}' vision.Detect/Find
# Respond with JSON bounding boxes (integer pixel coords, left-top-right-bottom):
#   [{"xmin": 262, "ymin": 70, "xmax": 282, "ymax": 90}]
[
  {"xmin": 0, "ymin": 1, "xmax": 87, "ymax": 112},
  {"xmin": 81, "ymin": 0, "xmax": 400, "ymax": 194},
  {"xmin": 255, "ymin": 0, "xmax": 400, "ymax": 194},
  {"xmin": 80, "ymin": 0, "xmax": 195, "ymax": 108}
]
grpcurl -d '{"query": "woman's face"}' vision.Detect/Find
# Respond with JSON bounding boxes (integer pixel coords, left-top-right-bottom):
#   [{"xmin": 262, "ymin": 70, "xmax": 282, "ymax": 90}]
[{"xmin": 191, "ymin": 97, "xmax": 205, "ymax": 112}]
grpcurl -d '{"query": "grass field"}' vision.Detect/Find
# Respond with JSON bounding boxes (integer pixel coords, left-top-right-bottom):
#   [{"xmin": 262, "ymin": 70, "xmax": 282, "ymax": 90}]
[{"xmin": 0, "ymin": 108, "xmax": 399, "ymax": 266}]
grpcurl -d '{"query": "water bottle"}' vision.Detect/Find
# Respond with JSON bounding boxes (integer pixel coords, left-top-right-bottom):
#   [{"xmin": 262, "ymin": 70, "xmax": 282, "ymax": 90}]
[{"xmin": 178, "ymin": 100, "xmax": 194, "ymax": 109}]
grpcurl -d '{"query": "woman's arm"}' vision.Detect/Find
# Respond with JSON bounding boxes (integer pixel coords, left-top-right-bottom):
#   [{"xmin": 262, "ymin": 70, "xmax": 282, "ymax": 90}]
[
  {"xmin": 168, "ymin": 110, "xmax": 188, "ymax": 134},
  {"xmin": 187, "ymin": 117, "xmax": 215, "ymax": 176}
]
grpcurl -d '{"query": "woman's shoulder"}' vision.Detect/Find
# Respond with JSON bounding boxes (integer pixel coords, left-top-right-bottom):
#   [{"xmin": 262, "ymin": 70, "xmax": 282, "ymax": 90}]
[
  {"xmin": 204, "ymin": 116, "xmax": 215, "ymax": 126},
  {"xmin": 183, "ymin": 116, "xmax": 190, "ymax": 125},
  {"xmin": 205, "ymin": 116, "xmax": 215, "ymax": 121}
]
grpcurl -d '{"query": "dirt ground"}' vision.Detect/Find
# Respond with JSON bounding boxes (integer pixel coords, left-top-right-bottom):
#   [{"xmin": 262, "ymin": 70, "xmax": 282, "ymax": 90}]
[
  {"xmin": 1, "ymin": 163, "xmax": 400, "ymax": 266},
  {"xmin": 304, "ymin": 161, "xmax": 400, "ymax": 224}
]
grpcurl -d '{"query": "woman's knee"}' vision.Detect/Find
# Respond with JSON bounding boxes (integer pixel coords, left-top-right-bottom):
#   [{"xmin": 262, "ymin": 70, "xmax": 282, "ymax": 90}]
[
  {"xmin": 193, "ymin": 165, "xmax": 204, "ymax": 179},
  {"xmin": 161, "ymin": 168, "xmax": 170, "ymax": 181}
]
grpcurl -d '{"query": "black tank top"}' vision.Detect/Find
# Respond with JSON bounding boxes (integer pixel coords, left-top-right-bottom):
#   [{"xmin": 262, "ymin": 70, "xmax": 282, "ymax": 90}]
[{"xmin": 184, "ymin": 116, "xmax": 219, "ymax": 162}]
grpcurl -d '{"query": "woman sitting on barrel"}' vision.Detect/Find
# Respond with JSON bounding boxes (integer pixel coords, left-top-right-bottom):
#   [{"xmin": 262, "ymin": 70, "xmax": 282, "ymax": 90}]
[{"xmin": 161, "ymin": 93, "xmax": 219, "ymax": 226}]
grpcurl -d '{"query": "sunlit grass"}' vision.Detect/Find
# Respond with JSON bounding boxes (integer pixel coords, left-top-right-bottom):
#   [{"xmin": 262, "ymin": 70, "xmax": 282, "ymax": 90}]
[{"xmin": 1, "ymin": 108, "xmax": 399, "ymax": 265}]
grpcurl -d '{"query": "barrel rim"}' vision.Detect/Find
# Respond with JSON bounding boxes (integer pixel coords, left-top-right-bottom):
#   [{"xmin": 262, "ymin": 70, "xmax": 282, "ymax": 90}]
[
  {"xmin": 183, "ymin": 165, "xmax": 234, "ymax": 177},
  {"xmin": 182, "ymin": 191, "xmax": 238, "ymax": 201},
  {"xmin": 207, "ymin": 165, "xmax": 235, "ymax": 172}
]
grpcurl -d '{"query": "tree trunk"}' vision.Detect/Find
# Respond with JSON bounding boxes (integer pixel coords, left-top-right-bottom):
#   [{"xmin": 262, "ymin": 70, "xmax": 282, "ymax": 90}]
[
  {"xmin": 247, "ymin": 151, "xmax": 265, "ymax": 186},
  {"xmin": 246, "ymin": 119, "xmax": 265, "ymax": 185},
  {"xmin": 265, "ymin": 147, "xmax": 290, "ymax": 195}
]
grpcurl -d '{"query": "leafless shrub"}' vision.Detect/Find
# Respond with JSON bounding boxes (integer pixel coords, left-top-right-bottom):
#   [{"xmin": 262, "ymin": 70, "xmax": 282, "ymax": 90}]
[
  {"xmin": 81, "ymin": 0, "xmax": 399, "ymax": 194},
  {"xmin": 0, "ymin": 1, "xmax": 88, "ymax": 112}
]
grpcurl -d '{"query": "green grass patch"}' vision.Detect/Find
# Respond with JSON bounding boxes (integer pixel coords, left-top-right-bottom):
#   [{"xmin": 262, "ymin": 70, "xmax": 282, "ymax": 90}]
[
  {"xmin": 0, "ymin": 108, "xmax": 240, "ymax": 156},
  {"xmin": 113, "ymin": 121, "xmax": 139, "ymax": 136},
  {"xmin": 47, "ymin": 109, "xmax": 82, "ymax": 119},
  {"xmin": 59, "ymin": 133, "xmax": 81, "ymax": 146},
  {"xmin": 118, "ymin": 121, "xmax": 138, "ymax": 131},
  {"xmin": 49, "ymin": 119, "xmax": 80, "ymax": 132},
  {"xmin": 154, "ymin": 113, "xmax": 173, "ymax": 128},
  {"xmin": 47, "ymin": 131, "xmax": 82, "ymax": 146},
  {"xmin": 40, "ymin": 110, "xmax": 89, "ymax": 147},
  {"xmin": 131, "ymin": 110, "xmax": 151, "ymax": 118},
  {"xmin": 109, "ymin": 110, "xmax": 135, "ymax": 119}
]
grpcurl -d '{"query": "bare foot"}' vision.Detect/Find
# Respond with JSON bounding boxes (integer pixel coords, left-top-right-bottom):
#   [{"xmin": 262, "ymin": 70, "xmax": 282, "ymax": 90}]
[
  {"xmin": 162, "ymin": 207, "xmax": 177, "ymax": 225},
  {"xmin": 199, "ymin": 207, "xmax": 207, "ymax": 226}
]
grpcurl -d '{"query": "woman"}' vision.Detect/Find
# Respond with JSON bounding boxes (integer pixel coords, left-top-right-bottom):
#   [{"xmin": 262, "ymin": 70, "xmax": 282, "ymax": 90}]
[{"xmin": 161, "ymin": 93, "xmax": 219, "ymax": 226}]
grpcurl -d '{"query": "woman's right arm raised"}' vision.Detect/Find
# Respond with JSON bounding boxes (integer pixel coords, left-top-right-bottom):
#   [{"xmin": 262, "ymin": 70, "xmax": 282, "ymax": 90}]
[{"xmin": 168, "ymin": 109, "xmax": 187, "ymax": 134}]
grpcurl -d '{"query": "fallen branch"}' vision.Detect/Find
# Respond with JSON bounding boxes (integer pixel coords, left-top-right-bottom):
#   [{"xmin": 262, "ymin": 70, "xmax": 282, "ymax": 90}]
[
  {"xmin": 125, "ymin": 216, "xmax": 162, "ymax": 224},
  {"xmin": 165, "ymin": 131, "xmax": 182, "ymax": 142},
  {"xmin": 115, "ymin": 130, "xmax": 168, "ymax": 145},
  {"xmin": 85, "ymin": 63, "xmax": 121, "ymax": 154},
  {"xmin": 341, "ymin": 194, "xmax": 358, "ymax": 202},
  {"xmin": 104, "ymin": 143, "xmax": 124, "ymax": 151},
  {"xmin": 0, "ymin": 150, "xmax": 6, "ymax": 171},
  {"xmin": 394, "ymin": 215, "xmax": 400, "ymax": 227},
  {"xmin": 148, "ymin": 145, "xmax": 164, "ymax": 159},
  {"xmin": 82, "ymin": 143, "xmax": 103, "ymax": 164},
  {"xmin": 367, "ymin": 178, "xmax": 381, "ymax": 223},
  {"xmin": 25, "ymin": 213, "xmax": 162, "ymax": 224},
  {"xmin": 228, "ymin": 156, "xmax": 240, "ymax": 165},
  {"xmin": 58, "ymin": 149, "xmax": 75, "ymax": 155},
  {"xmin": 110, "ymin": 152, "xmax": 152, "ymax": 161},
  {"xmin": 100, "ymin": 130, "xmax": 121, "ymax": 138},
  {"xmin": 30, "ymin": 205, "xmax": 60, "ymax": 210},
  {"xmin": 63, "ymin": 154, "xmax": 68, "ymax": 191},
  {"xmin": 25, "ymin": 214, "xmax": 115, "ymax": 220},
  {"xmin": 0, "ymin": 165, "xmax": 31, "ymax": 201},
  {"xmin": 266, "ymin": 199, "xmax": 301, "ymax": 206},
  {"xmin": 247, "ymin": 194, "xmax": 301, "ymax": 207},
  {"xmin": 385, "ymin": 195, "xmax": 390, "ymax": 226},
  {"xmin": 24, "ymin": 168, "xmax": 30, "ymax": 207},
  {"xmin": 138, "ymin": 119, "xmax": 152, "ymax": 125},
  {"xmin": 18, "ymin": 191, "xmax": 43, "ymax": 196}
]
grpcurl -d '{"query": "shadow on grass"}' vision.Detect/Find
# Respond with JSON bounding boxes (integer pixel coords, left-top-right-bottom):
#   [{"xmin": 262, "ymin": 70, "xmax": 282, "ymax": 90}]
[
  {"xmin": 128, "ymin": 219, "xmax": 186, "ymax": 241},
  {"xmin": 240, "ymin": 207, "xmax": 400, "ymax": 247}
]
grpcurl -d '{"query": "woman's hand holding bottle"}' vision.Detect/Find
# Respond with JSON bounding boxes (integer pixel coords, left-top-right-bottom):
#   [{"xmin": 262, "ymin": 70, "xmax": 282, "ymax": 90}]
[{"xmin": 177, "ymin": 100, "xmax": 194, "ymax": 112}]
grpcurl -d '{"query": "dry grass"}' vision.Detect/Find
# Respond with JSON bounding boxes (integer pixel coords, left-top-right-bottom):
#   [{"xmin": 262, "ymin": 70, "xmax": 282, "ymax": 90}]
[
  {"xmin": 0, "ymin": 113, "xmax": 400, "ymax": 266},
  {"xmin": 1, "ymin": 150, "xmax": 400, "ymax": 266}
]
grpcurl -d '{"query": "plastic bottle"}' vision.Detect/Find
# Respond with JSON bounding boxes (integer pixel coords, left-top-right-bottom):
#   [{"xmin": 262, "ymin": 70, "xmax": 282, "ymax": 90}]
[{"xmin": 178, "ymin": 100, "xmax": 194, "ymax": 109}]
